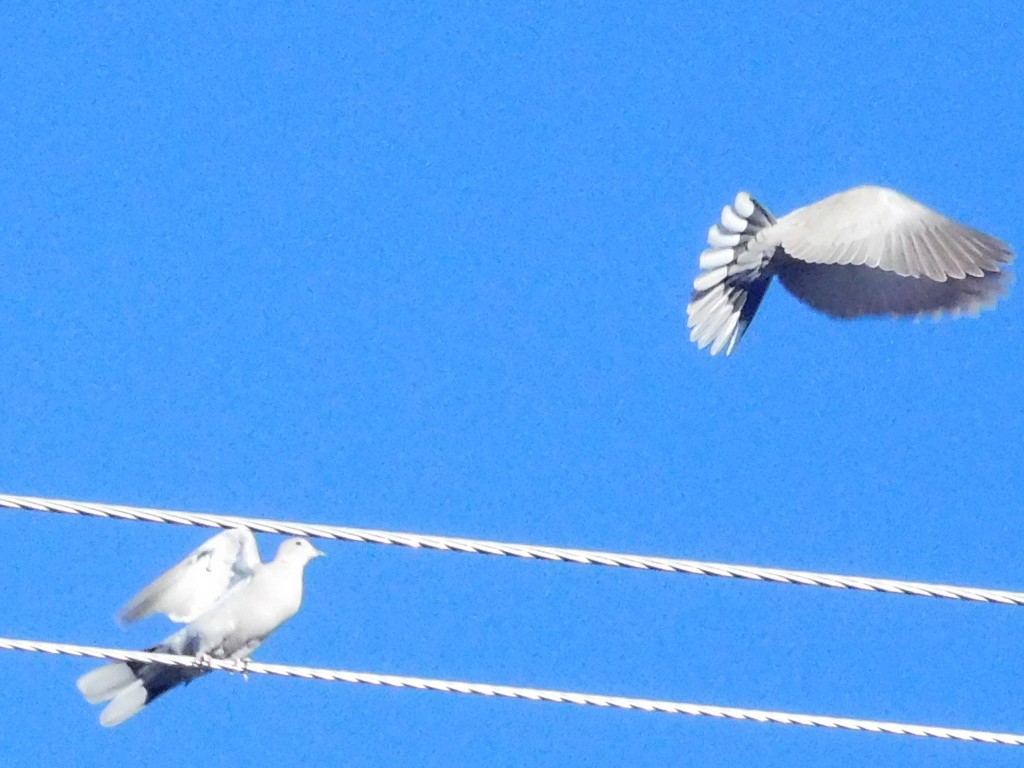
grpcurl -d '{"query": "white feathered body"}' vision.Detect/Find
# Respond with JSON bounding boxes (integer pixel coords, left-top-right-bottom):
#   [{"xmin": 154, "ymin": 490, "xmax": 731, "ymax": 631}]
[
  {"xmin": 77, "ymin": 536, "xmax": 323, "ymax": 727},
  {"xmin": 181, "ymin": 553, "xmax": 309, "ymax": 659}
]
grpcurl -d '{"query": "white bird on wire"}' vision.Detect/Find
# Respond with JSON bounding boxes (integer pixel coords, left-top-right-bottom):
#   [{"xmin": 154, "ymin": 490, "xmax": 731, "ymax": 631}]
[
  {"xmin": 77, "ymin": 529, "xmax": 325, "ymax": 727},
  {"xmin": 687, "ymin": 185, "xmax": 1015, "ymax": 355}
]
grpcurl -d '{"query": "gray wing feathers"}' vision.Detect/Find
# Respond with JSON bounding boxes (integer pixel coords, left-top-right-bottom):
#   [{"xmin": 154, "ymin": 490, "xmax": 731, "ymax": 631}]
[
  {"xmin": 776, "ymin": 259, "xmax": 1010, "ymax": 319},
  {"xmin": 119, "ymin": 528, "xmax": 260, "ymax": 624},
  {"xmin": 688, "ymin": 185, "xmax": 1014, "ymax": 354},
  {"xmin": 772, "ymin": 186, "xmax": 1013, "ymax": 319},
  {"xmin": 773, "ymin": 186, "xmax": 1012, "ymax": 281}
]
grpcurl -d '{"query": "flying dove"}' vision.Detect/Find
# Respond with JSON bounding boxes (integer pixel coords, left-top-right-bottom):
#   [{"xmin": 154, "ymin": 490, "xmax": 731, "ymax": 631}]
[
  {"xmin": 77, "ymin": 533, "xmax": 325, "ymax": 726},
  {"xmin": 687, "ymin": 185, "xmax": 1015, "ymax": 355}
]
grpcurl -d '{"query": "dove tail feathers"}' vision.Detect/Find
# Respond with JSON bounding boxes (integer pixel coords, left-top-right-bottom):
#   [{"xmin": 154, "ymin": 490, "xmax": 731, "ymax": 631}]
[
  {"xmin": 77, "ymin": 652, "xmax": 209, "ymax": 726},
  {"xmin": 687, "ymin": 192, "xmax": 778, "ymax": 355},
  {"xmin": 99, "ymin": 681, "xmax": 150, "ymax": 727},
  {"xmin": 77, "ymin": 662, "xmax": 138, "ymax": 704}
]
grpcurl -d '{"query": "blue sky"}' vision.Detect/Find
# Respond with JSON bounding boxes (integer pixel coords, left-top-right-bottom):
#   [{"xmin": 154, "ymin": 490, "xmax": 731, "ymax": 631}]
[{"xmin": 1, "ymin": 2, "xmax": 1022, "ymax": 765}]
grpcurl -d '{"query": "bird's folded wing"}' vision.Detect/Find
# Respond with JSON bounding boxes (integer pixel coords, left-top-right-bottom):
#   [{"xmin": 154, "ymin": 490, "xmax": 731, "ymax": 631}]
[
  {"xmin": 119, "ymin": 528, "xmax": 260, "ymax": 624},
  {"xmin": 773, "ymin": 186, "xmax": 1013, "ymax": 281}
]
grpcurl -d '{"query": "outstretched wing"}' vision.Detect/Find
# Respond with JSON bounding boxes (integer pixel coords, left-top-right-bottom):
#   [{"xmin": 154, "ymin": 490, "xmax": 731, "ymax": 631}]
[
  {"xmin": 776, "ymin": 258, "xmax": 1011, "ymax": 319},
  {"xmin": 119, "ymin": 528, "xmax": 260, "ymax": 624},
  {"xmin": 771, "ymin": 186, "xmax": 1013, "ymax": 318}
]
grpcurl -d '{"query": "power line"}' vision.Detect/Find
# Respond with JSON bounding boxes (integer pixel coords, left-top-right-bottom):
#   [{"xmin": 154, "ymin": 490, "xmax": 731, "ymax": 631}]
[
  {"xmin": 2, "ymin": 635, "xmax": 1020, "ymax": 746},
  {"xmin": 4, "ymin": 492, "xmax": 1023, "ymax": 606}
]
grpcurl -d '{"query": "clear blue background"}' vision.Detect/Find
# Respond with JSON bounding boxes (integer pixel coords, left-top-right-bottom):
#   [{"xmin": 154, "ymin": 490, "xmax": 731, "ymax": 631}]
[{"xmin": 1, "ymin": 2, "xmax": 1021, "ymax": 765}]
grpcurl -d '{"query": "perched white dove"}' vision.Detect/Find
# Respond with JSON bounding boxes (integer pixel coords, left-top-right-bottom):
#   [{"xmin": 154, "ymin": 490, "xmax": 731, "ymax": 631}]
[
  {"xmin": 77, "ymin": 534, "xmax": 325, "ymax": 727},
  {"xmin": 687, "ymin": 185, "xmax": 1015, "ymax": 355}
]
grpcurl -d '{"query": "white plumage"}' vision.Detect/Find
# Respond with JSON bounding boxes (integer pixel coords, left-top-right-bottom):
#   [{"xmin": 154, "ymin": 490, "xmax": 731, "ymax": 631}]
[
  {"xmin": 119, "ymin": 528, "xmax": 260, "ymax": 624},
  {"xmin": 686, "ymin": 185, "xmax": 1015, "ymax": 355},
  {"xmin": 77, "ymin": 533, "xmax": 325, "ymax": 727}
]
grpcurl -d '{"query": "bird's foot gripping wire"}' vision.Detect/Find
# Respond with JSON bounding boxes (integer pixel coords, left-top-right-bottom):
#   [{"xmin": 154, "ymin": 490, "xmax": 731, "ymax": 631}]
[
  {"xmin": 237, "ymin": 657, "xmax": 252, "ymax": 682},
  {"xmin": 192, "ymin": 652, "xmax": 250, "ymax": 680}
]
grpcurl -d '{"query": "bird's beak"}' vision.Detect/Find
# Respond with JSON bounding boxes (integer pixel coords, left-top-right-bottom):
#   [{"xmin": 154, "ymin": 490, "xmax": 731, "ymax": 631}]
[{"xmin": 314, "ymin": 547, "xmax": 327, "ymax": 558}]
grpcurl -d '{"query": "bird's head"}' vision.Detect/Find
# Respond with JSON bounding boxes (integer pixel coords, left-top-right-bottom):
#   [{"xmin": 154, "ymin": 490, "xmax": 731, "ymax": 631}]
[{"xmin": 276, "ymin": 537, "xmax": 327, "ymax": 564}]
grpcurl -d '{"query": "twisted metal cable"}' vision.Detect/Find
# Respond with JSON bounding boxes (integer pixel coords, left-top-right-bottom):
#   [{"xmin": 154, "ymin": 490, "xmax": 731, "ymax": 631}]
[
  {"xmin": 1, "ymin": 636, "xmax": 1020, "ymax": 745},
  {"xmin": 3, "ymin": 492, "xmax": 1024, "ymax": 605}
]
